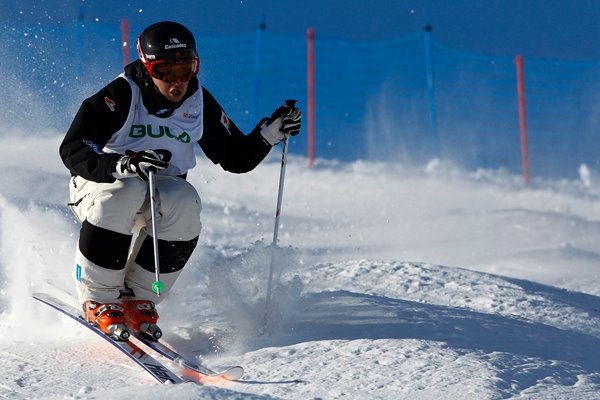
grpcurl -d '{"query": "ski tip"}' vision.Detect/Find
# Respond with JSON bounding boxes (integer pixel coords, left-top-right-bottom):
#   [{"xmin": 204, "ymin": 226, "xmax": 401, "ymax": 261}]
[{"xmin": 220, "ymin": 366, "xmax": 244, "ymax": 381}]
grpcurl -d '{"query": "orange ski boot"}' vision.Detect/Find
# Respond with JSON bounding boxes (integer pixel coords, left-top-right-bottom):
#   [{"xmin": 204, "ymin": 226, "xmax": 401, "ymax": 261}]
[
  {"xmin": 83, "ymin": 301, "xmax": 130, "ymax": 341},
  {"xmin": 124, "ymin": 300, "xmax": 162, "ymax": 341}
]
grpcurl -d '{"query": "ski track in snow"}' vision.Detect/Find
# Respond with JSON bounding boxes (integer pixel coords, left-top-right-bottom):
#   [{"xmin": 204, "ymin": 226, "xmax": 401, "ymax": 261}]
[{"xmin": 2, "ymin": 135, "xmax": 600, "ymax": 399}]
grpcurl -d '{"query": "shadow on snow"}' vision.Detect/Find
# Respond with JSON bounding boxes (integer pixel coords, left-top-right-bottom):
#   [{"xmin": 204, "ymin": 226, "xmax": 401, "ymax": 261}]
[{"xmin": 260, "ymin": 289, "xmax": 600, "ymax": 376}]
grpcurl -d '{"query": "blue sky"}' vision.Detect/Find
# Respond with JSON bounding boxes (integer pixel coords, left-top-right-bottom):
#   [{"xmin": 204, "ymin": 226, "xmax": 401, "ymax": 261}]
[{"xmin": 3, "ymin": 0, "xmax": 600, "ymax": 60}]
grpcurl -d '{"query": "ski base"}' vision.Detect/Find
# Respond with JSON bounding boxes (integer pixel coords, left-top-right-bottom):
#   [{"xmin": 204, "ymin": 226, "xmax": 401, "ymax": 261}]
[
  {"xmin": 32, "ymin": 292, "xmax": 182, "ymax": 384},
  {"xmin": 33, "ymin": 292, "xmax": 244, "ymax": 385},
  {"xmin": 133, "ymin": 333, "xmax": 244, "ymax": 381}
]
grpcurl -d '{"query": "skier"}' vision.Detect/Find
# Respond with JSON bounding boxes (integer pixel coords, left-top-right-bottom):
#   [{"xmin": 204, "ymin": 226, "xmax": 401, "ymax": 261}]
[{"xmin": 59, "ymin": 21, "xmax": 301, "ymax": 340}]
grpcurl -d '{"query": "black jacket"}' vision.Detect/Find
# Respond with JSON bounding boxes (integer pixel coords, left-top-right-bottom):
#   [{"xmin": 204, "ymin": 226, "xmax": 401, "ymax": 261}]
[{"xmin": 60, "ymin": 60, "xmax": 271, "ymax": 183}]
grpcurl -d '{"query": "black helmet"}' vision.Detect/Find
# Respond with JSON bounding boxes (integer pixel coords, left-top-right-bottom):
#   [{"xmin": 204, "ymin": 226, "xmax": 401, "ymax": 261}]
[{"xmin": 136, "ymin": 21, "xmax": 200, "ymax": 78}]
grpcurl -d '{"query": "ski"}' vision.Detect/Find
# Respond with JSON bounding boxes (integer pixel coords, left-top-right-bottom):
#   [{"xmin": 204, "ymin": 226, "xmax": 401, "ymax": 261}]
[
  {"xmin": 133, "ymin": 333, "xmax": 244, "ymax": 381},
  {"xmin": 32, "ymin": 292, "xmax": 182, "ymax": 384}
]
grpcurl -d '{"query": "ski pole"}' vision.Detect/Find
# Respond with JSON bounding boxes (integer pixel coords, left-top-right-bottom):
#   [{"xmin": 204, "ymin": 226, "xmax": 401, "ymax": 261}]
[
  {"xmin": 148, "ymin": 170, "xmax": 165, "ymax": 296},
  {"xmin": 264, "ymin": 129, "xmax": 291, "ymax": 322},
  {"xmin": 262, "ymin": 99, "xmax": 297, "ymax": 330}
]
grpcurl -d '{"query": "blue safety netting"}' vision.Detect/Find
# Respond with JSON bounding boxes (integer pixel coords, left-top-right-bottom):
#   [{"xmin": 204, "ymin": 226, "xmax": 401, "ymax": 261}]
[{"xmin": 3, "ymin": 21, "xmax": 600, "ymax": 180}]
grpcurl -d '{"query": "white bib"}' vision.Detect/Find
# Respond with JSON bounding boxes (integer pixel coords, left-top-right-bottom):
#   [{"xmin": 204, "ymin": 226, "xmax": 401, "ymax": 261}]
[{"xmin": 103, "ymin": 74, "xmax": 204, "ymax": 176}]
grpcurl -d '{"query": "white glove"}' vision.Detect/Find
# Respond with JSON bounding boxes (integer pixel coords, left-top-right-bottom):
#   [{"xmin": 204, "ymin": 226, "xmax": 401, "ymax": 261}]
[
  {"xmin": 260, "ymin": 100, "xmax": 302, "ymax": 146},
  {"xmin": 113, "ymin": 149, "xmax": 172, "ymax": 181}
]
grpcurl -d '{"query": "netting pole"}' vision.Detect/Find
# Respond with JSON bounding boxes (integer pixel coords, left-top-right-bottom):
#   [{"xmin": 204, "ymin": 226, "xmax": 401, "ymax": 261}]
[
  {"xmin": 121, "ymin": 19, "xmax": 130, "ymax": 67},
  {"xmin": 516, "ymin": 55, "xmax": 531, "ymax": 186},
  {"xmin": 424, "ymin": 25, "xmax": 439, "ymax": 158},
  {"xmin": 307, "ymin": 27, "xmax": 316, "ymax": 166}
]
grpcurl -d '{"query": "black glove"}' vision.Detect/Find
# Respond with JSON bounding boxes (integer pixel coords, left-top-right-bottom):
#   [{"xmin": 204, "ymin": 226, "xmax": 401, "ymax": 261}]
[
  {"xmin": 260, "ymin": 99, "xmax": 302, "ymax": 146},
  {"xmin": 113, "ymin": 149, "xmax": 172, "ymax": 181}
]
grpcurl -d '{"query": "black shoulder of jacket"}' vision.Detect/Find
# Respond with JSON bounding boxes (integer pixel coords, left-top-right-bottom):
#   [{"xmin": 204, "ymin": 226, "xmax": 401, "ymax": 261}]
[
  {"xmin": 199, "ymin": 87, "xmax": 272, "ymax": 173},
  {"xmin": 59, "ymin": 76, "xmax": 132, "ymax": 182}
]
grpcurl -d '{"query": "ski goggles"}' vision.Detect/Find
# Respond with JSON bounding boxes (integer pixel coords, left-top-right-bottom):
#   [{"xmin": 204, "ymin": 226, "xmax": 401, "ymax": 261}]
[{"xmin": 147, "ymin": 58, "xmax": 199, "ymax": 82}]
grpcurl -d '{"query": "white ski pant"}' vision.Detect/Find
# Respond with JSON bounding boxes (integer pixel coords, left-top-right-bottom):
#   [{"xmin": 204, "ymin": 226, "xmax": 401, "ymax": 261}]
[{"xmin": 69, "ymin": 175, "xmax": 202, "ymax": 304}]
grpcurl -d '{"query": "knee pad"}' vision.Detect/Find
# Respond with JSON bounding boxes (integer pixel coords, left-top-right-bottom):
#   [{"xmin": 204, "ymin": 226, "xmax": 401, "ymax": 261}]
[
  {"xmin": 78, "ymin": 220, "xmax": 132, "ymax": 270},
  {"xmin": 133, "ymin": 230, "xmax": 198, "ymax": 274},
  {"xmin": 121, "ymin": 228, "xmax": 198, "ymax": 302}
]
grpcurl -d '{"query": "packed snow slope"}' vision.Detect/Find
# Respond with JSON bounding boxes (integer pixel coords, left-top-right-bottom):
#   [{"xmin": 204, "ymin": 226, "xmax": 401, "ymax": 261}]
[{"xmin": 2, "ymin": 133, "xmax": 600, "ymax": 399}]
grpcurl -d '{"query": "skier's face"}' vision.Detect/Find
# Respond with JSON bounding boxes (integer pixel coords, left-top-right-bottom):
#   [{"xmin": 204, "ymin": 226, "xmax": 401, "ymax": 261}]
[
  {"xmin": 152, "ymin": 76, "xmax": 189, "ymax": 103},
  {"xmin": 152, "ymin": 59, "xmax": 197, "ymax": 83},
  {"xmin": 148, "ymin": 59, "xmax": 197, "ymax": 103}
]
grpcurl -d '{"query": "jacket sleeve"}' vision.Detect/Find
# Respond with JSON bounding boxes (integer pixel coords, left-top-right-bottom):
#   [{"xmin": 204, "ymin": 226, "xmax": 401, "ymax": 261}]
[
  {"xmin": 198, "ymin": 87, "xmax": 272, "ymax": 173},
  {"xmin": 59, "ymin": 77, "xmax": 132, "ymax": 183}
]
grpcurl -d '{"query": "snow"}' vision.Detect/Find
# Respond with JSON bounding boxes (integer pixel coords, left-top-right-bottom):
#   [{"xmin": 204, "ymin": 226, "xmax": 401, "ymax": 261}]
[{"xmin": 2, "ymin": 133, "xmax": 600, "ymax": 399}]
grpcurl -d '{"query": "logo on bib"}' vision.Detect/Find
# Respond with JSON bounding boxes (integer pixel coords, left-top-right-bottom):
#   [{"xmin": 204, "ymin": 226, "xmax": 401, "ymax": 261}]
[
  {"xmin": 183, "ymin": 112, "xmax": 198, "ymax": 120},
  {"xmin": 128, "ymin": 124, "xmax": 191, "ymax": 143}
]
